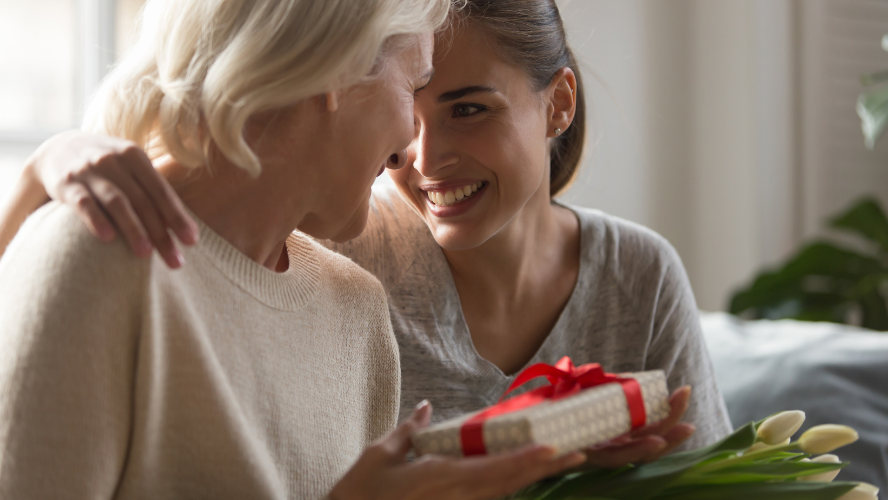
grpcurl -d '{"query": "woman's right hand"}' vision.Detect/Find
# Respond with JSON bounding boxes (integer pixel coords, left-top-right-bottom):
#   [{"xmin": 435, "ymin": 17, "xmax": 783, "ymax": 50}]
[
  {"xmin": 26, "ymin": 130, "xmax": 198, "ymax": 268},
  {"xmin": 329, "ymin": 401, "xmax": 587, "ymax": 500}
]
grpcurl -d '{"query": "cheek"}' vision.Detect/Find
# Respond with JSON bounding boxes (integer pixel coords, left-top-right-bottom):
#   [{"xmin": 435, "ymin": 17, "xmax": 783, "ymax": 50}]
[
  {"xmin": 499, "ymin": 111, "xmax": 550, "ymax": 188},
  {"xmin": 471, "ymin": 120, "xmax": 544, "ymax": 190}
]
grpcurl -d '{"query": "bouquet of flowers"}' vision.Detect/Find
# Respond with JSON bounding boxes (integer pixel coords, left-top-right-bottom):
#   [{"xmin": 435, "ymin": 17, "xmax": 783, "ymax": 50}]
[{"xmin": 510, "ymin": 411, "xmax": 877, "ymax": 500}]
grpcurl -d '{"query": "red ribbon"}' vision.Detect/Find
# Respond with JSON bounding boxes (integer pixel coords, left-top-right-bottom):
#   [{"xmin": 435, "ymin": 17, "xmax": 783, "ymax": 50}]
[{"xmin": 460, "ymin": 357, "xmax": 647, "ymax": 456}]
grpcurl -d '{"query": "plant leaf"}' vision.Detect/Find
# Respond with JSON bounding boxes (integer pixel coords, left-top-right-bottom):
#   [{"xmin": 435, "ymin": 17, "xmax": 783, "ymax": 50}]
[
  {"xmin": 858, "ymin": 84, "xmax": 888, "ymax": 150},
  {"xmin": 651, "ymin": 481, "xmax": 857, "ymax": 500},
  {"xmin": 542, "ymin": 424, "xmax": 756, "ymax": 500},
  {"xmin": 729, "ymin": 242, "xmax": 882, "ymax": 316},
  {"xmin": 673, "ymin": 461, "xmax": 847, "ymax": 485},
  {"xmin": 861, "ymin": 69, "xmax": 888, "ymax": 86},
  {"xmin": 829, "ymin": 197, "xmax": 888, "ymax": 252},
  {"xmin": 859, "ymin": 288, "xmax": 888, "ymax": 330}
]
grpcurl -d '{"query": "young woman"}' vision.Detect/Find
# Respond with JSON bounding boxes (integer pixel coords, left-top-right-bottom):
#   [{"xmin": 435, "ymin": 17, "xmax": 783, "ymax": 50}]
[
  {"xmin": 0, "ymin": 0, "xmax": 590, "ymax": 498},
  {"xmin": 2, "ymin": 0, "xmax": 729, "ymax": 471}
]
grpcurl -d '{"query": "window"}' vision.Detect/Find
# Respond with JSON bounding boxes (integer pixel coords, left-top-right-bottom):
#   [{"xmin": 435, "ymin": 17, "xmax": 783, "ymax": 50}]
[{"xmin": 0, "ymin": 0, "xmax": 145, "ymax": 202}]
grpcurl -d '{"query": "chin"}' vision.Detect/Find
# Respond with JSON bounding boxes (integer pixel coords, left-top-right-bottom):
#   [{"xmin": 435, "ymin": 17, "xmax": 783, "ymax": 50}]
[
  {"xmin": 429, "ymin": 224, "xmax": 492, "ymax": 252},
  {"xmin": 329, "ymin": 208, "xmax": 370, "ymax": 243}
]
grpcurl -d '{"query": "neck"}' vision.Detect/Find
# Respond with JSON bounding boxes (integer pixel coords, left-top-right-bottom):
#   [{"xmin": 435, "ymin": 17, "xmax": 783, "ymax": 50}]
[
  {"xmin": 158, "ymin": 158, "xmax": 309, "ymax": 272},
  {"xmin": 443, "ymin": 185, "xmax": 578, "ymax": 300}
]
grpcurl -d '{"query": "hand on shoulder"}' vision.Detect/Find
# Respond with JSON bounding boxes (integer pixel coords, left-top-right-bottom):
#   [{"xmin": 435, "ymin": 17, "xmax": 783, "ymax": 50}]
[{"xmin": 20, "ymin": 130, "xmax": 199, "ymax": 269}]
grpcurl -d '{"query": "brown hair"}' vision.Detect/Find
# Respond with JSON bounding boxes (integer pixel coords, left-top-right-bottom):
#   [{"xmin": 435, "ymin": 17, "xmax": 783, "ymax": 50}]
[{"xmin": 453, "ymin": 0, "xmax": 586, "ymax": 196}]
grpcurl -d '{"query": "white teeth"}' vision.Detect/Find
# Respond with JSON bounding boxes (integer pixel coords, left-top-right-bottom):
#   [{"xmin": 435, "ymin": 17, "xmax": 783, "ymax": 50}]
[{"xmin": 426, "ymin": 182, "xmax": 485, "ymax": 207}]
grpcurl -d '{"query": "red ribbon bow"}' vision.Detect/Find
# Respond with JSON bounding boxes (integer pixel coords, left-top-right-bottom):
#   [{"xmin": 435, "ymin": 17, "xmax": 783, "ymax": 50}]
[{"xmin": 460, "ymin": 357, "xmax": 647, "ymax": 456}]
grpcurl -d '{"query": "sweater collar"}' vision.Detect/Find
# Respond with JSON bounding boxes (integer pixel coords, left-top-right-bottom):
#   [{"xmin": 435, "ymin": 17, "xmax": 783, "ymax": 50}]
[{"xmin": 186, "ymin": 215, "xmax": 321, "ymax": 311}]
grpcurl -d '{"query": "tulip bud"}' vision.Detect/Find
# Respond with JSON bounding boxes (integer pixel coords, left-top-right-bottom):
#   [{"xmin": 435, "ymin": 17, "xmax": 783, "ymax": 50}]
[
  {"xmin": 798, "ymin": 454, "xmax": 842, "ymax": 483},
  {"xmin": 837, "ymin": 483, "xmax": 879, "ymax": 500},
  {"xmin": 757, "ymin": 411, "xmax": 806, "ymax": 445},
  {"xmin": 799, "ymin": 425, "xmax": 859, "ymax": 454},
  {"xmin": 746, "ymin": 438, "xmax": 790, "ymax": 454}
]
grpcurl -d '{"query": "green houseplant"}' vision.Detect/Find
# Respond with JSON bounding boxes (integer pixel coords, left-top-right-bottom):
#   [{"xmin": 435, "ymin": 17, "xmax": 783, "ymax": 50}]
[
  {"xmin": 730, "ymin": 34, "xmax": 888, "ymax": 331},
  {"xmin": 858, "ymin": 34, "xmax": 888, "ymax": 150},
  {"xmin": 729, "ymin": 198, "xmax": 888, "ymax": 331}
]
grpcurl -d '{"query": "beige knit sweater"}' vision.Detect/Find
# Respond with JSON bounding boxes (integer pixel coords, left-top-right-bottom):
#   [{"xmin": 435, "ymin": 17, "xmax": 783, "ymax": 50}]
[{"xmin": 0, "ymin": 203, "xmax": 401, "ymax": 499}]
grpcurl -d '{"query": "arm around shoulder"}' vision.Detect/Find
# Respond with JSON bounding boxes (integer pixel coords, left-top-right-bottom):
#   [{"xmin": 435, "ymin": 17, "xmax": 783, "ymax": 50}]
[
  {"xmin": 0, "ymin": 204, "xmax": 148, "ymax": 498},
  {"xmin": 0, "ymin": 161, "xmax": 49, "ymax": 259}
]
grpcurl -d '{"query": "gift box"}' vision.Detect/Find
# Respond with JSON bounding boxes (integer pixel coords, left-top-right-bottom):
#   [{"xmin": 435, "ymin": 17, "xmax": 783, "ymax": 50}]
[{"xmin": 411, "ymin": 357, "xmax": 670, "ymax": 458}]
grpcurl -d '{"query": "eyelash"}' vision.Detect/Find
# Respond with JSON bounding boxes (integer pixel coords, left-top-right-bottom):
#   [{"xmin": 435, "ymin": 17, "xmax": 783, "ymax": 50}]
[{"xmin": 452, "ymin": 103, "xmax": 487, "ymax": 118}]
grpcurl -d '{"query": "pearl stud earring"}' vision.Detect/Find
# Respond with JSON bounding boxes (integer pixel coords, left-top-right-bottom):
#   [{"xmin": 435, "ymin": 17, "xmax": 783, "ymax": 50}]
[{"xmin": 555, "ymin": 127, "xmax": 562, "ymax": 136}]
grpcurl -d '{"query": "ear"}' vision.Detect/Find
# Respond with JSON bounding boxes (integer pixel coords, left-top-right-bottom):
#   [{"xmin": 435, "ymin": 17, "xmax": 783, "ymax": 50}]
[
  {"xmin": 546, "ymin": 67, "xmax": 577, "ymax": 138},
  {"xmin": 324, "ymin": 91, "xmax": 340, "ymax": 113}
]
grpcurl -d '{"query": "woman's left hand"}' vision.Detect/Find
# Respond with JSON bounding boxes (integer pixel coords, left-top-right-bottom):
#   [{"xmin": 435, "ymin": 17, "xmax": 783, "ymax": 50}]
[{"xmin": 581, "ymin": 385, "xmax": 695, "ymax": 468}]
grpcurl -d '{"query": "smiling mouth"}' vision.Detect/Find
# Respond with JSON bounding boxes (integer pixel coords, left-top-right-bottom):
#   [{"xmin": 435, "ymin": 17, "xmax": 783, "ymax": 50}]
[{"xmin": 424, "ymin": 182, "xmax": 485, "ymax": 207}]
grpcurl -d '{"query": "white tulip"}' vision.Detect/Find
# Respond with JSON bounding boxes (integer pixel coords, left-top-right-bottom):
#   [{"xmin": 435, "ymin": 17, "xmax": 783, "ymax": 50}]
[
  {"xmin": 757, "ymin": 411, "xmax": 806, "ymax": 445},
  {"xmin": 798, "ymin": 454, "xmax": 842, "ymax": 483},
  {"xmin": 799, "ymin": 425, "xmax": 859, "ymax": 454},
  {"xmin": 746, "ymin": 438, "xmax": 790, "ymax": 454},
  {"xmin": 837, "ymin": 483, "xmax": 879, "ymax": 500}
]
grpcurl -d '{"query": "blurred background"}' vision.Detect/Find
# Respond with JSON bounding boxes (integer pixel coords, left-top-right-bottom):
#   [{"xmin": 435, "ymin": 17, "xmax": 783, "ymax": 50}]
[{"xmin": 1, "ymin": 0, "xmax": 888, "ymax": 314}]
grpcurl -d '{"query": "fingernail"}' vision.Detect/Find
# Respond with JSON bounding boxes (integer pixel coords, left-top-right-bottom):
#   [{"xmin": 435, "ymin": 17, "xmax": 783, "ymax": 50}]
[
  {"xmin": 536, "ymin": 446, "xmax": 557, "ymax": 460},
  {"xmin": 566, "ymin": 451, "xmax": 587, "ymax": 466},
  {"xmin": 415, "ymin": 399, "xmax": 430, "ymax": 411},
  {"xmin": 173, "ymin": 248, "xmax": 185, "ymax": 267},
  {"xmin": 188, "ymin": 226, "xmax": 200, "ymax": 244},
  {"xmin": 683, "ymin": 385, "xmax": 692, "ymax": 396}
]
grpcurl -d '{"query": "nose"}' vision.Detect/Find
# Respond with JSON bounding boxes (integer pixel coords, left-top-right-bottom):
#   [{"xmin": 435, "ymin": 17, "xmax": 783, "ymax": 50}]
[
  {"xmin": 386, "ymin": 149, "xmax": 409, "ymax": 170},
  {"xmin": 413, "ymin": 125, "xmax": 458, "ymax": 177}
]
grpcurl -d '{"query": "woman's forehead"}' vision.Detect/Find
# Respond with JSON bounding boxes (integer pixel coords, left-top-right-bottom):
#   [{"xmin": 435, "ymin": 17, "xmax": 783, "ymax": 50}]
[{"xmin": 429, "ymin": 23, "xmax": 524, "ymax": 94}]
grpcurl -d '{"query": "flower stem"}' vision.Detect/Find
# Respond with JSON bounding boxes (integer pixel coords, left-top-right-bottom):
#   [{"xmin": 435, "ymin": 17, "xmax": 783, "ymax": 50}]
[{"xmin": 692, "ymin": 442, "xmax": 800, "ymax": 474}]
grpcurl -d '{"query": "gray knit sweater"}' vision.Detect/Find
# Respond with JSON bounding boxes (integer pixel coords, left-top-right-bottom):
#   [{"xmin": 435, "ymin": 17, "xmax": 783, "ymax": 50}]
[{"xmin": 328, "ymin": 186, "xmax": 732, "ymax": 451}]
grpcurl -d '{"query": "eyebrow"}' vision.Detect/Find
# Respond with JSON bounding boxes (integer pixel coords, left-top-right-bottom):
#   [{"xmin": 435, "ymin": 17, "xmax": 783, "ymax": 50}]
[{"xmin": 437, "ymin": 86, "xmax": 497, "ymax": 103}]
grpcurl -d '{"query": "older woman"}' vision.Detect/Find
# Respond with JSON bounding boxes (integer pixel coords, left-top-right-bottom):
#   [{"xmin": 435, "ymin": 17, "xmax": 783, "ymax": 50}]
[
  {"xmin": 0, "ymin": 0, "xmax": 587, "ymax": 499},
  {"xmin": 3, "ymin": 0, "xmax": 730, "ymax": 480}
]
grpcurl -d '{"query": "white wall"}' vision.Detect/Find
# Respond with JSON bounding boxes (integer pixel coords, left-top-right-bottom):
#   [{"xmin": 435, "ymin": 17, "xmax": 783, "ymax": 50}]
[{"xmin": 557, "ymin": 0, "xmax": 803, "ymax": 311}]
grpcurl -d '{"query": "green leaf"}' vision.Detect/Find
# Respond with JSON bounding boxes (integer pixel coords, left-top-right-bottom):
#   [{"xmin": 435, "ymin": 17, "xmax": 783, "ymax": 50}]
[
  {"xmin": 860, "ymin": 289, "xmax": 888, "ymax": 330},
  {"xmin": 829, "ymin": 197, "xmax": 888, "ymax": 252},
  {"xmin": 729, "ymin": 242, "xmax": 883, "ymax": 316},
  {"xmin": 754, "ymin": 452, "xmax": 807, "ymax": 463},
  {"xmin": 542, "ymin": 424, "xmax": 757, "ymax": 500},
  {"xmin": 861, "ymin": 69, "xmax": 888, "ymax": 86},
  {"xmin": 675, "ymin": 461, "xmax": 847, "ymax": 485},
  {"xmin": 858, "ymin": 84, "xmax": 888, "ymax": 150},
  {"xmin": 513, "ymin": 471, "xmax": 620, "ymax": 500},
  {"xmin": 651, "ymin": 481, "xmax": 857, "ymax": 500}
]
